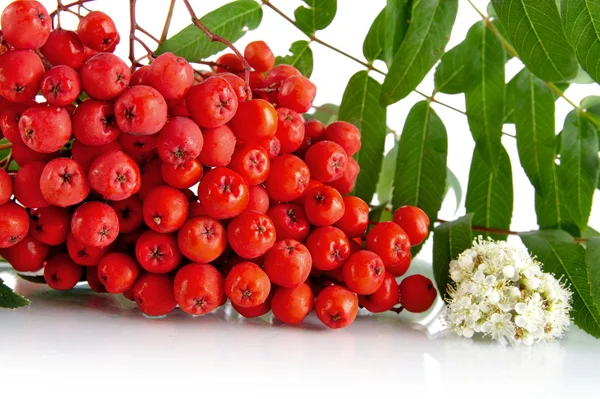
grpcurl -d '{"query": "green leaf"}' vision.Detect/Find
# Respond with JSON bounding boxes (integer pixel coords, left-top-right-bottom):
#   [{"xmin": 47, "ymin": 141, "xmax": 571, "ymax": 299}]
[
  {"xmin": 0, "ymin": 278, "xmax": 30, "ymax": 309},
  {"xmin": 380, "ymin": 0, "xmax": 458, "ymax": 105},
  {"xmin": 434, "ymin": 40, "xmax": 469, "ymax": 94},
  {"xmin": 305, "ymin": 103, "xmax": 338, "ymax": 125},
  {"xmin": 504, "ymin": 72, "xmax": 518, "ymax": 124},
  {"xmin": 465, "ymin": 146, "xmax": 513, "ymax": 240},
  {"xmin": 557, "ymin": 110, "xmax": 599, "ymax": 236},
  {"xmin": 514, "ymin": 68, "xmax": 557, "ymax": 194},
  {"xmin": 561, "ymin": 0, "xmax": 600, "ymax": 84},
  {"xmin": 535, "ymin": 163, "xmax": 563, "ymax": 230},
  {"xmin": 520, "ymin": 230, "xmax": 600, "ymax": 338},
  {"xmin": 492, "ymin": 0, "xmax": 578, "ymax": 82},
  {"xmin": 156, "ymin": 0, "xmax": 262, "ymax": 62},
  {"xmin": 446, "ymin": 167, "xmax": 462, "ymax": 214},
  {"xmin": 376, "ymin": 141, "xmax": 399, "ymax": 204},
  {"xmin": 433, "ymin": 215, "xmax": 473, "ymax": 299},
  {"xmin": 383, "ymin": 0, "xmax": 413, "ymax": 67},
  {"xmin": 338, "ymin": 71, "xmax": 387, "ymax": 204},
  {"xmin": 275, "ymin": 40, "xmax": 313, "ymax": 78},
  {"xmin": 294, "ymin": 0, "xmax": 337, "ymax": 36},
  {"xmin": 464, "ymin": 21, "xmax": 506, "ymax": 170},
  {"xmin": 584, "ymin": 226, "xmax": 600, "ymax": 238},
  {"xmin": 363, "ymin": 7, "xmax": 387, "ymax": 63},
  {"xmin": 587, "ymin": 237, "xmax": 600, "ymax": 309},
  {"xmin": 392, "ymin": 101, "xmax": 448, "ymax": 227},
  {"xmin": 369, "ymin": 204, "xmax": 393, "ymax": 223},
  {"xmin": 581, "ymin": 95, "xmax": 600, "ymax": 129}
]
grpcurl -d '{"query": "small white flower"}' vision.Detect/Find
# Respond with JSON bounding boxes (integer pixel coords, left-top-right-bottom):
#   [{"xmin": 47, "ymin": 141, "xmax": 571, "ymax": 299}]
[
  {"xmin": 502, "ymin": 266, "xmax": 515, "ymax": 279},
  {"xmin": 481, "ymin": 313, "xmax": 516, "ymax": 343}
]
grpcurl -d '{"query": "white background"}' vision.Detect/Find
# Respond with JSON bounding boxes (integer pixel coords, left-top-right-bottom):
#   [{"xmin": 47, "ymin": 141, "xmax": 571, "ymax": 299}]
[{"xmin": 1, "ymin": 0, "xmax": 600, "ymax": 397}]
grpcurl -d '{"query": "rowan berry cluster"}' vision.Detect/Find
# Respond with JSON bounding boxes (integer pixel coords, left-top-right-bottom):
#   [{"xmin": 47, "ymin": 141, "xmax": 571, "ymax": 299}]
[{"xmin": 0, "ymin": 1, "xmax": 437, "ymax": 328}]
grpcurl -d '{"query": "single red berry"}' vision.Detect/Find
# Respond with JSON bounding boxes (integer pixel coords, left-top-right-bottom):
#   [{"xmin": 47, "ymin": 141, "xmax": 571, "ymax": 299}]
[
  {"xmin": 86, "ymin": 266, "xmax": 107, "ymax": 293},
  {"xmin": 2, "ymin": 234, "xmax": 48, "ymax": 272},
  {"xmin": 224, "ymin": 262, "xmax": 271, "ymax": 308},
  {"xmin": 77, "ymin": 11, "xmax": 119, "ymax": 52},
  {"xmin": 135, "ymin": 230, "xmax": 182, "ymax": 274},
  {"xmin": 0, "ymin": 168, "xmax": 13, "ymax": 205},
  {"xmin": 303, "ymin": 119, "xmax": 325, "ymax": 145},
  {"xmin": 399, "ymin": 274, "xmax": 437, "ymax": 313},
  {"xmin": 304, "ymin": 141, "xmax": 348, "ymax": 183},
  {"xmin": 177, "ymin": 216, "xmax": 227, "ymax": 264},
  {"xmin": 97, "ymin": 252, "xmax": 140, "ymax": 294},
  {"xmin": 198, "ymin": 124, "xmax": 236, "ymax": 167},
  {"xmin": 324, "ymin": 121, "xmax": 361, "ymax": 157},
  {"xmin": 333, "ymin": 196, "xmax": 369, "ymax": 239},
  {"xmin": 257, "ymin": 135, "xmax": 280, "ymax": 159},
  {"xmin": 358, "ymin": 272, "xmax": 399, "ymax": 313},
  {"xmin": 271, "ymin": 283, "xmax": 314, "ymax": 325},
  {"xmin": 214, "ymin": 53, "xmax": 244, "ymax": 74},
  {"xmin": 13, "ymin": 161, "xmax": 49, "ymax": 208},
  {"xmin": 244, "ymin": 41, "xmax": 275, "ymax": 72},
  {"xmin": 305, "ymin": 226, "xmax": 350, "ymax": 271},
  {"xmin": 267, "ymin": 204, "xmax": 310, "ymax": 243},
  {"xmin": 156, "ymin": 116, "xmax": 203, "ymax": 166},
  {"xmin": 174, "ymin": 263, "xmax": 225, "ymax": 315},
  {"xmin": 39, "ymin": 158, "xmax": 90, "ymax": 207},
  {"xmin": 328, "ymin": 157, "xmax": 359, "ymax": 195},
  {"xmin": 130, "ymin": 65, "xmax": 150, "ymax": 86},
  {"xmin": 88, "ymin": 150, "xmax": 141, "ymax": 201},
  {"xmin": 0, "ymin": 50, "xmax": 44, "ymax": 102},
  {"xmin": 40, "ymin": 29, "xmax": 85, "ymax": 69},
  {"xmin": 43, "ymin": 253, "xmax": 82, "ymax": 291},
  {"xmin": 303, "ymin": 185, "xmax": 345, "ymax": 226},
  {"xmin": 40, "ymin": 65, "xmax": 81, "ymax": 107},
  {"xmin": 264, "ymin": 154, "xmax": 310, "ymax": 202},
  {"xmin": 392, "ymin": 205, "xmax": 430, "ymax": 246},
  {"xmin": 278, "ymin": 75, "xmax": 316, "ymax": 113},
  {"xmin": 227, "ymin": 210, "xmax": 276, "ymax": 259},
  {"xmin": 1, "ymin": 1, "xmax": 51, "ymax": 49},
  {"xmin": 114, "ymin": 85, "xmax": 168, "ymax": 135},
  {"xmin": 386, "ymin": 251, "xmax": 412, "ymax": 277},
  {"xmin": 219, "ymin": 72, "xmax": 248, "ymax": 103},
  {"xmin": 264, "ymin": 239, "xmax": 312, "ymax": 288},
  {"xmin": 228, "ymin": 144, "xmax": 270, "ymax": 185},
  {"xmin": 366, "ymin": 222, "xmax": 411, "ymax": 272},
  {"xmin": 19, "ymin": 104, "xmax": 72, "ymax": 153},
  {"xmin": 118, "ymin": 131, "xmax": 155, "ymax": 157},
  {"xmin": 111, "ymin": 195, "xmax": 143, "ymax": 234},
  {"xmin": 72, "ymin": 99, "xmax": 121, "ymax": 146},
  {"xmin": 71, "ymin": 201, "xmax": 119, "ymax": 248},
  {"xmin": 186, "ymin": 76, "xmax": 238, "ymax": 128},
  {"xmin": 161, "ymin": 158, "xmax": 203, "ymax": 189},
  {"xmin": 133, "ymin": 273, "xmax": 177, "ymax": 317},
  {"xmin": 228, "ymin": 99, "xmax": 278, "ymax": 144},
  {"xmin": 66, "ymin": 231, "xmax": 110, "ymax": 266},
  {"xmin": 197, "ymin": 167, "xmax": 249, "ymax": 220},
  {"xmin": 315, "ymin": 285, "xmax": 358, "ymax": 329},
  {"xmin": 80, "ymin": 53, "xmax": 130, "ymax": 100},
  {"xmin": 147, "ymin": 52, "xmax": 194, "ymax": 101},
  {"xmin": 143, "ymin": 185, "xmax": 188, "ymax": 233},
  {"xmin": 343, "ymin": 251, "xmax": 384, "ymax": 295},
  {"xmin": 246, "ymin": 184, "xmax": 269, "ymax": 214},
  {"xmin": 275, "ymin": 108, "xmax": 305, "ymax": 154},
  {"xmin": 29, "ymin": 206, "xmax": 70, "ymax": 245}
]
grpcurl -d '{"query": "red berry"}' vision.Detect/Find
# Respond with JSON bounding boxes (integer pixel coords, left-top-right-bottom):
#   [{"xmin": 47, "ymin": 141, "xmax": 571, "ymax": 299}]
[
  {"xmin": 246, "ymin": 184, "xmax": 269, "ymax": 214},
  {"xmin": 303, "ymin": 119, "xmax": 325, "ymax": 146},
  {"xmin": 275, "ymin": 108, "xmax": 305, "ymax": 154},
  {"xmin": 133, "ymin": 273, "xmax": 177, "ymax": 317},
  {"xmin": 219, "ymin": 72, "xmax": 247, "ymax": 103},
  {"xmin": 86, "ymin": 266, "xmax": 107, "ymax": 293},
  {"xmin": 19, "ymin": 104, "xmax": 72, "ymax": 153},
  {"xmin": 399, "ymin": 274, "xmax": 437, "ymax": 313},
  {"xmin": 135, "ymin": 230, "xmax": 182, "ymax": 274},
  {"xmin": 137, "ymin": 157, "xmax": 165, "ymax": 201},
  {"xmin": 1, "ymin": 1, "xmax": 51, "ymax": 49},
  {"xmin": 14, "ymin": 161, "xmax": 49, "ymax": 208},
  {"xmin": 161, "ymin": 158, "xmax": 203, "ymax": 189},
  {"xmin": 40, "ymin": 65, "xmax": 81, "ymax": 107},
  {"xmin": 304, "ymin": 140, "xmax": 348, "ymax": 183},
  {"xmin": 114, "ymin": 85, "xmax": 168, "ymax": 135},
  {"xmin": 88, "ymin": 150, "xmax": 141, "ymax": 201},
  {"xmin": 232, "ymin": 297, "xmax": 271, "ymax": 318},
  {"xmin": 40, "ymin": 29, "xmax": 85, "ymax": 69},
  {"xmin": 333, "ymin": 196, "xmax": 369, "ymax": 238},
  {"xmin": 267, "ymin": 204, "xmax": 310, "ymax": 243},
  {"xmin": 224, "ymin": 262, "xmax": 271, "ymax": 308},
  {"xmin": 0, "ymin": 168, "xmax": 13, "ymax": 205},
  {"xmin": 143, "ymin": 185, "xmax": 188, "ymax": 233},
  {"xmin": 214, "ymin": 53, "xmax": 244, "ymax": 74},
  {"xmin": 66, "ymin": 231, "xmax": 110, "ymax": 266},
  {"xmin": 227, "ymin": 210, "xmax": 276, "ymax": 259},
  {"xmin": 197, "ymin": 167, "xmax": 249, "ymax": 220},
  {"xmin": 278, "ymin": 75, "xmax": 316, "ymax": 113},
  {"xmin": 39, "ymin": 157, "xmax": 90, "ymax": 207},
  {"xmin": 148, "ymin": 52, "xmax": 194, "ymax": 101},
  {"xmin": 392, "ymin": 205, "xmax": 430, "ymax": 246},
  {"xmin": 264, "ymin": 239, "xmax": 312, "ymax": 288},
  {"xmin": 198, "ymin": 125, "xmax": 236, "ymax": 167},
  {"xmin": 305, "ymin": 226, "xmax": 350, "ymax": 271},
  {"xmin": 174, "ymin": 263, "xmax": 224, "ymax": 315},
  {"xmin": 156, "ymin": 116, "xmax": 203, "ymax": 166},
  {"xmin": 29, "ymin": 206, "xmax": 70, "ymax": 245},
  {"xmin": 324, "ymin": 121, "xmax": 361, "ymax": 157},
  {"xmin": 244, "ymin": 41, "xmax": 275, "ymax": 72},
  {"xmin": 258, "ymin": 135, "xmax": 280, "ymax": 159},
  {"xmin": 71, "ymin": 141, "xmax": 122, "ymax": 174},
  {"xmin": 177, "ymin": 216, "xmax": 227, "ymax": 263},
  {"xmin": 228, "ymin": 99, "xmax": 278, "ymax": 144},
  {"xmin": 118, "ymin": 131, "xmax": 155, "ymax": 157},
  {"xmin": 97, "ymin": 252, "xmax": 140, "ymax": 293},
  {"xmin": 2, "ymin": 234, "xmax": 48, "ymax": 272},
  {"xmin": 292, "ymin": 178, "xmax": 323, "ymax": 207},
  {"xmin": 228, "ymin": 144, "xmax": 270, "ymax": 185},
  {"xmin": 77, "ymin": 11, "xmax": 119, "ymax": 52},
  {"xmin": 186, "ymin": 76, "xmax": 238, "ymax": 128},
  {"xmin": 358, "ymin": 272, "xmax": 400, "ymax": 313},
  {"xmin": 303, "ymin": 185, "xmax": 345, "ymax": 226},
  {"xmin": 342, "ymin": 250, "xmax": 385, "ymax": 295},
  {"xmin": 44, "ymin": 253, "xmax": 82, "ymax": 291},
  {"xmin": 12, "ymin": 141, "xmax": 59, "ymax": 166},
  {"xmin": 0, "ymin": 50, "xmax": 44, "ymax": 102},
  {"xmin": 0, "ymin": 102, "xmax": 34, "ymax": 143},
  {"xmin": 80, "ymin": 53, "xmax": 130, "ymax": 100},
  {"xmin": 71, "ymin": 201, "xmax": 119, "ymax": 248},
  {"xmin": 328, "ymin": 157, "xmax": 359, "ymax": 195},
  {"xmin": 315, "ymin": 285, "xmax": 358, "ymax": 329},
  {"xmin": 72, "ymin": 99, "xmax": 121, "ymax": 146},
  {"xmin": 264, "ymin": 64, "xmax": 300, "ymax": 94},
  {"xmin": 264, "ymin": 154, "xmax": 310, "ymax": 202},
  {"xmin": 130, "ymin": 65, "xmax": 150, "ymax": 86},
  {"xmin": 111, "ymin": 195, "xmax": 143, "ymax": 234},
  {"xmin": 271, "ymin": 283, "xmax": 314, "ymax": 325},
  {"xmin": 365, "ymin": 222, "xmax": 411, "ymax": 273}
]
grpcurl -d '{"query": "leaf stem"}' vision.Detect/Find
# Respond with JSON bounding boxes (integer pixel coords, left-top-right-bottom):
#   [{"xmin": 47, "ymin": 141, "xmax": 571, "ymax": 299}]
[
  {"xmin": 0, "ymin": 142, "xmax": 13, "ymax": 151},
  {"xmin": 128, "ymin": 0, "xmax": 140, "ymax": 70},
  {"xmin": 160, "ymin": 0, "xmax": 177, "ymax": 44}
]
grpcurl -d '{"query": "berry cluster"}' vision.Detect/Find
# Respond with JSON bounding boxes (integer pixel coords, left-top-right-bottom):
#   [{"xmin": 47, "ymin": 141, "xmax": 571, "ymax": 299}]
[{"xmin": 0, "ymin": 1, "xmax": 437, "ymax": 328}]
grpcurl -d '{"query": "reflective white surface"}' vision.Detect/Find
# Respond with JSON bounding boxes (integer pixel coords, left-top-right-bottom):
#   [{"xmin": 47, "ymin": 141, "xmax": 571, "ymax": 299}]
[{"xmin": 1, "ymin": 267, "xmax": 599, "ymax": 399}]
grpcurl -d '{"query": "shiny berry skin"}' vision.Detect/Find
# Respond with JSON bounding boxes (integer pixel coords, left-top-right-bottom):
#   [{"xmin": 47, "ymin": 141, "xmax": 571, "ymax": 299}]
[
  {"xmin": 40, "ymin": 158, "xmax": 90, "ymax": 207},
  {"xmin": 44, "ymin": 253, "xmax": 82, "ymax": 291},
  {"xmin": 244, "ymin": 41, "xmax": 275, "ymax": 72},
  {"xmin": 13, "ymin": 161, "xmax": 49, "ymax": 208},
  {"xmin": 224, "ymin": 262, "xmax": 271, "ymax": 308},
  {"xmin": 174, "ymin": 263, "xmax": 224, "ymax": 315},
  {"xmin": 40, "ymin": 29, "xmax": 85, "ymax": 69},
  {"xmin": 86, "ymin": 266, "xmax": 107, "ymax": 293},
  {"xmin": 0, "ymin": 50, "xmax": 44, "ymax": 102},
  {"xmin": 135, "ymin": 230, "xmax": 182, "ymax": 273},
  {"xmin": 142, "ymin": 185, "xmax": 188, "ymax": 233},
  {"xmin": 198, "ymin": 125, "xmax": 236, "ymax": 167},
  {"xmin": 148, "ymin": 52, "xmax": 194, "ymax": 101},
  {"xmin": 264, "ymin": 239, "xmax": 312, "ymax": 288},
  {"xmin": 97, "ymin": 252, "xmax": 140, "ymax": 294},
  {"xmin": 333, "ymin": 196, "xmax": 369, "ymax": 239},
  {"xmin": 177, "ymin": 216, "xmax": 227, "ymax": 264},
  {"xmin": 304, "ymin": 141, "xmax": 348, "ymax": 183},
  {"xmin": 1, "ymin": 1, "xmax": 50, "ymax": 49},
  {"xmin": 267, "ymin": 204, "xmax": 310, "ymax": 243},
  {"xmin": 130, "ymin": 65, "xmax": 150, "ymax": 86},
  {"xmin": 278, "ymin": 75, "xmax": 317, "ymax": 113},
  {"xmin": 66, "ymin": 231, "xmax": 110, "ymax": 266},
  {"xmin": 29, "ymin": 206, "xmax": 70, "ymax": 246},
  {"xmin": 133, "ymin": 273, "xmax": 177, "ymax": 317},
  {"xmin": 72, "ymin": 99, "xmax": 121, "ymax": 146},
  {"xmin": 303, "ymin": 185, "xmax": 345, "ymax": 226},
  {"xmin": 303, "ymin": 119, "xmax": 325, "ymax": 146},
  {"xmin": 111, "ymin": 195, "xmax": 143, "ymax": 233},
  {"xmin": 227, "ymin": 210, "xmax": 276, "ymax": 259},
  {"xmin": 366, "ymin": 222, "xmax": 411, "ymax": 271},
  {"xmin": 71, "ymin": 140, "xmax": 123, "ymax": 173},
  {"xmin": 161, "ymin": 158, "xmax": 203, "ymax": 189},
  {"xmin": 19, "ymin": 104, "xmax": 72, "ymax": 153},
  {"xmin": 1, "ymin": 234, "xmax": 48, "ymax": 272},
  {"xmin": 0, "ymin": 201, "xmax": 29, "ymax": 248},
  {"xmin": 315, "ymin": 285, "xmax": 358, "ymax": 329},
  {"xmin": 156, "ymin": 116, "xmax": 203, "ymax": 166},
  {"xmin": 343, "ymin": 250, "xmax": 385, "ymax": 295},
  {"xmin": 228, "ymin": 144, "xmax": 270, "ymax": 185},
  {"xmin": 197, "ymin": 167, "xmax": 249, "ymax": 220},
  {"xmin": 258, "ymin": 135, "xmax": 280, "ymax": 159},
  {"xmin": 329, "ymin": 157, "xmax": 359, "ymax": 195},
  {"xmin": 264, "ymin": 154, "xmax": 310, "ymax": 202},
  {"xmin": 264, "ymin": 64, "xmax": 300, "ymax": 91},
  {"xmin": 186, "ymin": 76, "xmax": 238, "ymax": 128},
  {"xmin": 246, "ymin": 184, "xmax": 269, "ymax": 214},
  {"xmin": 306, "ymin": 226, "xmax": 350, "ymax": 271},
  {"xmin": 114, "ymin": 85, "xmax": 168, "ymax": 135},
  {"xmin": 0, "ymin": 168, "xmax": 12, "ymax": 205},
  {"xmin": 80, "ymin": 53, "xmax": 130, "ymax": 101},
  {"xmin": 88, "ymin": 150, "xmax": 141, "ymax": 201},
  {"xmin": 220, "ymin": 72, "xmax": 247, "ymax": 103},
  {"xmin": 77, "ymin": 11, "xmax": 119, "ymax": 52},
  {"xmin": 392, "ymin": 205, "xmax": 430, "ymax": 246},
  {"xmin": 228, "ymin": 99, "xmax": 278, "ymax": 144},
  {"xmin": 71, "ymin": 201, "xmax": 119, "ymax": 248},
  {"xmin": 40, "ymin": 66, "xmax": 81, "ymax": 107},
  {"xmin": 399, "ymin": 274, "xmax": 437, "ymax": 313},
  {"xmin": 324, "ymin": 121, "xmax": 361, "ymax": 157},
  {"xmin": 214, "ymin": 53, "xmax": 243, "ymax": 73},
  {"xmin": 275, "ymin": 108, "xmax": 305, "ymax": 154},
  {"xmin": 271, "ymin": 283, "xmax": 314, "ymax": 325},
  {"xmin": 358, "ymin": 272, "xmax": 399, "ymax": 313}
]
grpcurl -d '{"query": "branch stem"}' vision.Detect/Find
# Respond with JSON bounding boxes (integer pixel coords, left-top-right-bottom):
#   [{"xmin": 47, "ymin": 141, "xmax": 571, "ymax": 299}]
[
  {"xmin": 136, "ymin": 24, "xmax": 160, "ymax": 44},
  {"xmin": 160, "ymin": 0, "xmax": 177, "ymax": 43}
]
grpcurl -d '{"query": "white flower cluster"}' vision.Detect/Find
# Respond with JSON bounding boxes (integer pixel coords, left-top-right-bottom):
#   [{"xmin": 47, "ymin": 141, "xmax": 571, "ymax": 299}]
[{"xmin": 446, "ymin": 237, "xmax": 572, "ymax": 345}]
